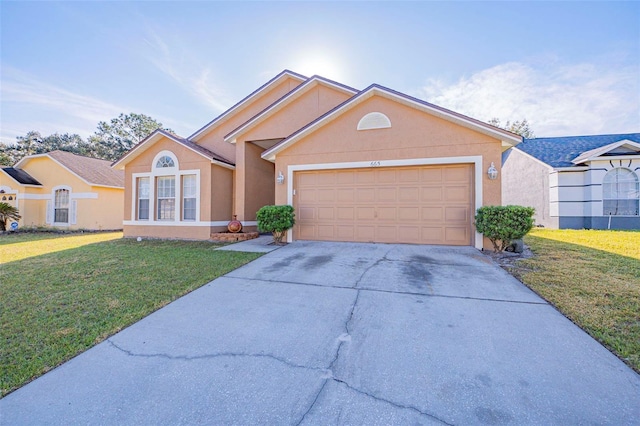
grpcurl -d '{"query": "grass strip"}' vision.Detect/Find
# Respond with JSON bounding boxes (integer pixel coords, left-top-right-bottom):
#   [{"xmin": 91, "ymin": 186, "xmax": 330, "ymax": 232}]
[{"xmin": 1, "ymin": 234, "xmax": 261, "ymax": 396}]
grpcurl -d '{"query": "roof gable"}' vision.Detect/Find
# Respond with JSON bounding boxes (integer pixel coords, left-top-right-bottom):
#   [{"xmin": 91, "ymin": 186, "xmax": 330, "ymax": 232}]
[
  {"xmin": 262, "ymin": 84, "xmax": 522, "ymax": 161},
  {"xmin": 189, "ymin": 70, "xmax": 307, "ymax": 141},
  {"xmin": 571, "ymin": 139, "xmax": 640, "ymax": 164},
  {"xmin": 15, "ymin": 151, "xmax": 124, "ymax": 188},
  {"xmin": 223, "ymin": 75, "xmax": 358, "ymax": 143},
  {"xmin": 112, "ymin": 129, "xmax": 235, "ymax": 170},
  {"xmin": 1, "ymin": 167, "xmax": 42, "ymax": 186},
  {"xmin": 515, "ymin": 133, "xmax": 640, "ymax": 168}
]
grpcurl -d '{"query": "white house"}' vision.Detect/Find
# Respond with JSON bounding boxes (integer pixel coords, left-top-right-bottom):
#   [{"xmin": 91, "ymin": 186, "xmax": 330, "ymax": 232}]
[{"xmin": 502, "ymin": 133, "xmax": 640, "ymax": 229}]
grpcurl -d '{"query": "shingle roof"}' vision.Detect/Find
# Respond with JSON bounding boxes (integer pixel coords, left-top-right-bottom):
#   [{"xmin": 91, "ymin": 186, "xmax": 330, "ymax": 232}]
[
  {"xmin": 48, "ymin": 150, "xmax": 124, "ymax": 187},
  {"xmin": 1, "ymin": 167, "xmax": 42, "ymax": 185},
  {"xmin": 515, "ymin": 133, "xmax": 640, "ymax": 168},
  {"xmin": 157, "ymin": 130, "xmax": 234, "ymax": 165}
]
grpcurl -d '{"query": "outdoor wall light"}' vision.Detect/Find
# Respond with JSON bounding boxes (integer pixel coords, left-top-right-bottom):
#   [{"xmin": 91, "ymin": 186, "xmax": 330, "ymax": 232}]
[
  {"xmin": 487, "ymin": 162, "xmax": 498, "ymax": 180},
  {"xmin": 276, "ymin": 171, "xmax": 285, "ymax": 185}
]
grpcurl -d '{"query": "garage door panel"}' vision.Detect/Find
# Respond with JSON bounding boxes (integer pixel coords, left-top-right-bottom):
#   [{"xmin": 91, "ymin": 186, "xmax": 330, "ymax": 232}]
[
  {"xmin": 357, "ymin": 170, "xmax": 376, "ymax": 184},
  {"xmin": 445, "ymin": 206, "xmax": 469, "ymax": 222},
  {"xmin": 422, "ymin": 207, "xmax": 444, "ymax": 221},
  {"xmin": 357, "ymin": 207, "xmax": 376, "ymax": 220},
  {"xmin": 398, "ymin": 169, "xmax": 420, "ymax": 182},
  {"xmin": 445, "ymin": 186, "xmax": 471, "ymax": 202},
  {"xmin": 318, "ymin": 225, "xmax": 336, "ymax": 238},
  {"xmin": 445, "ymin": 166, "xmax": 471, "ymax": 182},
  {"xmin": 317, "ymin": 207, "xmax": 334, "ymax": 220},
  {"xmin": 337, "ymin": 207, "xmax": 355, "ymax": 220},
  {"xmin": 421, "ymin": 186, "xmax": 443, "ymax": 202},
  {"xmin": 299, "ymin": 224, "xmax": 317, "ymax": 239},
  {"xmin": 398, "ymin": 187, "xmax": 419, "ymax": 201},
  {"xmin": 422, "ymin": 227, "xmax": 444, "ymax": 243},
  {"xmin": 421, "ymin": 167, "xmax": 443, "ymax": 182},
  {"xmin": 398, "ymin": 207, "xmax": 420, "ymax": 221},
  {"xmin": 356, "ymin": 225, "xmax": 376, "ymax": 241},
  {"xmin": 299, "ymin": 207, "xmax": 316, "ymax": 220},
  {"xmin": 337, "ymin": 189, "xmax": 354, "ymax": 202},
  {"xmin": 377, "ymin": 169, "xmax": 396, "ymax": 183},
  {"xmin": 295, "ymin": 164, "xmax": 473, "ymax": 245},
  {"xmin": 378, "ymin": 207, "xmax": 397, "ymax": 220},
  {"xmin": 337, "ymin": 171, "xmax": 355, "ymax": 184},
  {"xmin": 378, "ymin": 187, "xmax": 397, "ymax": 202},
  {"xmin": 317, "ymin": 189, "xmax": 335, "ymax": 202},
  {"xmin": 397, "ymin": 226, "xmax": 421, "ymax": 243},
  {"xmin": 445, "ymin": 227, "xmax": 469, "ymax": 244}
]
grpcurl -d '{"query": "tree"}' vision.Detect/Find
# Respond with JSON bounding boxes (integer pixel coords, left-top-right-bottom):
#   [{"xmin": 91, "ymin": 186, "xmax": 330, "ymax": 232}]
[
  {"xmin": 488, "ymin": 118, "xmax": 535, "ymax": 138},
  {"xmin": 0, "ymin": 132, "xmax": 87, "ymax": 165},
  {"xmin": 0, "ymin": 112, "xmax": 171, "ymax": 164},
  {"xmin": 88, "ymin": 113, "xmax": 171, "ymax": 161},
  {"xmin": 0, "ymin": 202, "xmax": 21, "ymax": 232}
]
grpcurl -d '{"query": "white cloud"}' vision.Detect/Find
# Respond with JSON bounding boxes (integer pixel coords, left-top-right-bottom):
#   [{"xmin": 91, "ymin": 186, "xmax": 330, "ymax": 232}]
[
  {"xmin": 418, "ymin": 61, "xmax": 640, "ymax": 137},
  {"xmin": 0, "ymin": 67, "xmax": 129, "ymax": 144},
  {"xmin": 142, "ymin": 28, "xmax": 231, "ymax": 113}
]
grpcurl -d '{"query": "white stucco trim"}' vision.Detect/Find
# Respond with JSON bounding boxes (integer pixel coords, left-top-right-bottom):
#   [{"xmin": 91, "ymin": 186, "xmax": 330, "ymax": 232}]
[
  {"xmin": 286, "ymin": 155, "xmax": 484, "ymax": 249},
  {"xmin": 123, "ymin": 220, "xmax": 239, "ymax": 227}
]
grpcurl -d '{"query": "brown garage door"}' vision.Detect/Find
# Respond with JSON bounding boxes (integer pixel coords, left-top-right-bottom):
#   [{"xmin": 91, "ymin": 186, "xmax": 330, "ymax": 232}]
[{"xmin": 294, "ymin": 164, "xmax": 473, "ymax": 245}]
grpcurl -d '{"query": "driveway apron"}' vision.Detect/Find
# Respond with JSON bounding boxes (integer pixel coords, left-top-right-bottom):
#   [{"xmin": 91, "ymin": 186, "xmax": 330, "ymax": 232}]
[{"xmin": 1, "ymin": 241, "xmax": 638, "ymax": 425}]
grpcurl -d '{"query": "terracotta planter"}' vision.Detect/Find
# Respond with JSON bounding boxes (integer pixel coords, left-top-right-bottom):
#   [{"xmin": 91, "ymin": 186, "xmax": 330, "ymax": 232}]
[{"xmin": 227, "ymin": 215, "xmax": 243, "ymax": 233}]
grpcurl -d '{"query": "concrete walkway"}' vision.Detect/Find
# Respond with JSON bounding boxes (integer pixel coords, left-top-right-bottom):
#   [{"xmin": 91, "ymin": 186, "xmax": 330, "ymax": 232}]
[{"xmin": 1, "ymin": 241, "xmax": 638, "ymax": 425}]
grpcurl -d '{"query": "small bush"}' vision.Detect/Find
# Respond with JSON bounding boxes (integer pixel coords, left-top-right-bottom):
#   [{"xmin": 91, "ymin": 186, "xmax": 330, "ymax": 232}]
[
  {"xmin": 475, "ymin": 205, "xmax": 535, "ymax": 252},
  {"xmin": 256, "ymin": 205, "xmax": 295, "ymax": 245}
]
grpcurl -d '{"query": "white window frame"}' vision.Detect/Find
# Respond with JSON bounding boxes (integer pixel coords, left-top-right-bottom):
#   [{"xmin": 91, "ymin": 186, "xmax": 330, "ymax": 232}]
[
  {"xmin": 603, "ymin": 167, "xmax": 639, "ymax": 216},
  {"xmin": 137, "ymin": 177, "xmax": 150, "ymax": 220},
  {"xmin": 156, "ymin": 176, "xmax": 176, "ymax": 221},
  {"xmin": 182, "ymin": 174, "xmax": 197, "ymax": 221},
  {"xmin": 52, "ymin": 185, "xmax": 72, "ymax": 226},
  {"xmin": 129, "ymin": 150, "xmax": 201, "ymax": 224}
]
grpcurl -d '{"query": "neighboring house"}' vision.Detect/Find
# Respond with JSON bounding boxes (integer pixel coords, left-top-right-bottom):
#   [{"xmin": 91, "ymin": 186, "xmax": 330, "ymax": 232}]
[
  {"xmin": 113, "ymin": 70, "xmax": 522, "ymax": 249},
  {"xmin": 0, "ymin": 150, "xmax": 124, "ymax": 230},
  {"xmin": 502, "ymin": 134, "xmax": 640, "ymax": 229}
]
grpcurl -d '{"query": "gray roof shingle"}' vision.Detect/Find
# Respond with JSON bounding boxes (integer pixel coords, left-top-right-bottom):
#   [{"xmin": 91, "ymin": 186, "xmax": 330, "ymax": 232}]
[
  {"xmin": 1, "ymin": 167, "xmax": 42, "ymax": 185},
  {"xmin": 515, "ymin": 133, "xmax": 640, "ymax": 168}
]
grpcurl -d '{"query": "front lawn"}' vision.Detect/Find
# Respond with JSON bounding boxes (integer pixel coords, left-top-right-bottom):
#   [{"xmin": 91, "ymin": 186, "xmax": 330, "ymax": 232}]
[
  {"xmin": 0, "ymin": 233, "xmax": 262, "ymax": 396},
  {"xmin": 515, "ymin": 229, "xmax": 640, "ymax": 372}
]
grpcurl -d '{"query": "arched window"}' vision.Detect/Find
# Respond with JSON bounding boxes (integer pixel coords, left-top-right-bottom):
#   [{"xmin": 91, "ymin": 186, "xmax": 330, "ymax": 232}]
[
  {"xmin": 603, "ymin": 168, "xmax": 639, "ymax": 216},
  {"xmin": 155, "ymin": 156, "xmax": 175, "ymax": 168},
  {"xmin": 54, "ymin": 189, "xmax": 70, "ymax": 223}
]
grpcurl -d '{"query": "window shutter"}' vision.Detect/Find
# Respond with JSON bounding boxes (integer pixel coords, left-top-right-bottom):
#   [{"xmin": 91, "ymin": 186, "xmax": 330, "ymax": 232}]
[
  {"xmin": 70, "ymin": 200, "xmax": 78, "ymax": 225},
  {"xmin": 46, "ymin": 201, "xmax": 53, "ymax": 224}
]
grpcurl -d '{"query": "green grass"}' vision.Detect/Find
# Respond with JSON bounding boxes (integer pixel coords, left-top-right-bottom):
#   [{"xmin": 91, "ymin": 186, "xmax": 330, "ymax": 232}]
[
  {"xmin": 0, "ymin": 233, "xmax": 262, "ymax": 396},
  {"xmin": 515, "ymin": 229, "xmax": 640, "ymax": 372}
]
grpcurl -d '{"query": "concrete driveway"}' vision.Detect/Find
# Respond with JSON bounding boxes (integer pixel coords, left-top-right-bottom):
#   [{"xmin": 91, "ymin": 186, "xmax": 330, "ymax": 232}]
[{"xmin": 1, "ymin": 241, "xmax": 639, "ymax": 425}]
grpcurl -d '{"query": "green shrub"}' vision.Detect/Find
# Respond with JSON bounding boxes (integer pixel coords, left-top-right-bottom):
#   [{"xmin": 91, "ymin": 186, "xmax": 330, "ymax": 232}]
[
  {"xmin": 475, "ymin": 205, "xmax": 535, "ymax": 252},
  {"xmin": 256, "ymin": 205, "xmax": 295, "ymax": 245}
]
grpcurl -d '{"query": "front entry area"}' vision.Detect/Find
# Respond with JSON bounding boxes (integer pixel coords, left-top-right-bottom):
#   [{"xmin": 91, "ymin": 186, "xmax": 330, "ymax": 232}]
[{"xmin": 293, "ymin": 164, "xmax": 474, "ymax": 245}]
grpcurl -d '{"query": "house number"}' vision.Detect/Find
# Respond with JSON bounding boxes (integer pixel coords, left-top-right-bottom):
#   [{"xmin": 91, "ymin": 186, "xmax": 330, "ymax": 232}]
[{"xmin": 370, "ymin": 161, "xmax": 381, "ymax": 167}]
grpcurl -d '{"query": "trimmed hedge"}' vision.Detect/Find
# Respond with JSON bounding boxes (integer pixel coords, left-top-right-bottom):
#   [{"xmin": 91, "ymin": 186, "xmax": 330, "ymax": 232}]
[
  {"xmin": 475, "ymin": 205, "xmax": 535, "ymax": 252},
  {"xmin": 256, "ymin": 205, "xmax": 295, "ymax": 245}
]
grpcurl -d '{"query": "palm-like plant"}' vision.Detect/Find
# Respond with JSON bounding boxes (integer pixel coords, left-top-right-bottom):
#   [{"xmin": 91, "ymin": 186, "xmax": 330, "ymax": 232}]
[{"xmin": 0, "ymin": 202, "xmax": 21, "ymax": 231}]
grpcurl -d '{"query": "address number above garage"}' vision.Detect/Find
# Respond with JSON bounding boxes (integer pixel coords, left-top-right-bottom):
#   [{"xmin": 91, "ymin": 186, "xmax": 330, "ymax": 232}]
[{"xmin": 357, "ymin": 112, "xmax": 391, "ymax": 131}]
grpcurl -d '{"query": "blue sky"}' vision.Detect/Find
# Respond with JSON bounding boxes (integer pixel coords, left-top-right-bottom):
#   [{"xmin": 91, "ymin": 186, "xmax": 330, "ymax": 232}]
[{"xmin": 1, "ymin": 1, "xmax": 638, "ymax": 145}]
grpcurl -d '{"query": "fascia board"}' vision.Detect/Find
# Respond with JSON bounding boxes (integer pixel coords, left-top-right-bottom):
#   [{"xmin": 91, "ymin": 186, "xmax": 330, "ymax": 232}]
[{"xmin": 189, "ymin": 70, "xmax": 307, "ymax": 141}]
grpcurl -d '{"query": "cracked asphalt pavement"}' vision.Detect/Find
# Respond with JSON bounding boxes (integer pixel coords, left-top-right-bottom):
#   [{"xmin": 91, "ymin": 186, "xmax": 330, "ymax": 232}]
[{"xmin": 1, "ymin": 241, "xmax": 639, "ymax": 425}]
